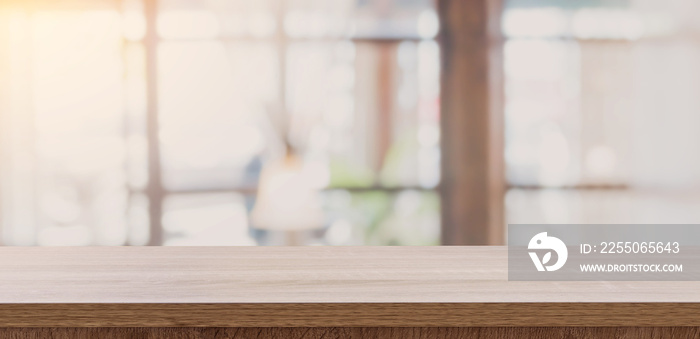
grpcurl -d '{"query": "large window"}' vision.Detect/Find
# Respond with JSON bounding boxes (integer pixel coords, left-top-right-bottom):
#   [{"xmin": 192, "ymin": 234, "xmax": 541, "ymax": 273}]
[
  {"xmin": 0, "ymin": 0, "xmax": 440, "ymax": 246},
  {"xmin": 503, "ymin": 0, "xmax": 700, "ymax": 224}
]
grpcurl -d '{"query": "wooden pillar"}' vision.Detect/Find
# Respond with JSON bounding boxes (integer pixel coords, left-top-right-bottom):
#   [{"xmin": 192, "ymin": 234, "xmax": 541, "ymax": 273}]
[
  {"xmin": 438, "ymin": 0, "xmax": 505, "ymax": 245},
  {"xmin": 375, "ymin": 43, "xmax": 397, "ymax": 173},
  {"xmin": 0, "ymin": 11, "xmax": 8, "ymax": 246},
  {"xmin": 144, "ymin": 0, "xmax": 164, "ymax": 245}
]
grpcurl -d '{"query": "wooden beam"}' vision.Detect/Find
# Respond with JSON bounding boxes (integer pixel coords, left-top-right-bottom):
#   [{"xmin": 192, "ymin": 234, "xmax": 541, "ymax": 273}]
[
  {"xmin": 0, "ymin": 13, "xmax": 8, "ymax": 246},
  {"xmin": 438, "ymin": 0, "xmax": 505, "ymax": 245},
  {"xmin": 374, "ymin": 43, "xmax": 397, "ymax": 174},
  {"xmin": 144, "ymin": 0, "xmax": 164, "ymax": 245}
]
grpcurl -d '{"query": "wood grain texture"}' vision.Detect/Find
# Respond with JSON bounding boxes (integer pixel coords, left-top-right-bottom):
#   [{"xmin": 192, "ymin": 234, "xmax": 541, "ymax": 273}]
[
  {"xmin": 1, "ymin": 247, "xmax": 700, "ymax": 327},
  {"xmin": 0, "ymin": 327, "xmax": 698, "ymax": 339},
  {"xmin": 2, "ymin": 303, "xmax": 700, "ymax": 327},
  {"xmin": 1, "ymin": 247, "xmax": 698, "ymax": 303}
]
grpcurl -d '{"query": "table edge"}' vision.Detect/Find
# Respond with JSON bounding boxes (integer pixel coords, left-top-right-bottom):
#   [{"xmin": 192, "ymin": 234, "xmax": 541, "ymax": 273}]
[{"xmin": 1, "ymin": 302, "xmax": 699, "ymax": 327}]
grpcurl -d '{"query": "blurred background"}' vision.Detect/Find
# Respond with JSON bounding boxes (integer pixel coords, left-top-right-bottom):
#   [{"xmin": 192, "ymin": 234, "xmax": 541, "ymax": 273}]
[{"xmin": 0, "ymin": 0, "xmax": 698, "ymax": 246}]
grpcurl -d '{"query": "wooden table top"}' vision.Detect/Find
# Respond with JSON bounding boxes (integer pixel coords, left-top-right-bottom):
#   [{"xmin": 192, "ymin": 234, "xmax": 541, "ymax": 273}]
[{"xmin": 1, "ymin": 246, "xmax": 699, "ymax": 327}]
